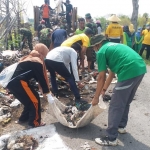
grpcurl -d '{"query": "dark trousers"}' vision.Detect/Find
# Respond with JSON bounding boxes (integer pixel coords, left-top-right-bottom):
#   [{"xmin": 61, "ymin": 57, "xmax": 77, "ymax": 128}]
[
  {"xmin": 109, "ymin": 38, "xmax": 120, "ymax": 43},
  {"xmin": 45, "ymin": 60, "xmax": 80, "ymax": 100},
  {"xmin": 106, "ymin": 75, "xmax": 144, "ymax": 141},
  {"xmin": 43, "ymin": 18, "xmax": 51, "ymax": 28},
  {"xmin": 22, "ymin": 35, "xmax": 33, "ymax": 50},
  {"xmin": 66, "ymin": 13, "xmax": 71, "ymax": 28},
  {"xmin": 7, "ymin": 80, "xmax": 41, "ymax": 127},
  {"xmin": 139, "ymin": 44, "xmax": 150, "ymax": 59}
]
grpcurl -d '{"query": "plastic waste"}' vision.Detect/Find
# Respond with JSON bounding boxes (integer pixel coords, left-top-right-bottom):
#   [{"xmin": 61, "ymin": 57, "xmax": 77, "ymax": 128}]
[
  {"xmin": 48, "ymin": 96, "xmax": 107, "ymax": 128},
  {"xmin": 47, "ymin": 93, "xmax": 54, "ymax": 104},
  {"xmin": 10, "ymin": 99, "xmax": 21, "ymax": 107}
]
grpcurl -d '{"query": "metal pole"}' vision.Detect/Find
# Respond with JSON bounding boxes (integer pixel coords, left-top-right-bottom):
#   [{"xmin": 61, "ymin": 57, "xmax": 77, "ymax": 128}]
[{"xmin": 5, "ymin": 0, "xmax": 9, "ymax": 49}]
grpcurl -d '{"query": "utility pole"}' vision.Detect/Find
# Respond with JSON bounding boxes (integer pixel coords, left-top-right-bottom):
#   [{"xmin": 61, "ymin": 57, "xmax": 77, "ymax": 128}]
[{"xmin": 5, "ymin": 0, "xmax": 9, "ymax": 49}]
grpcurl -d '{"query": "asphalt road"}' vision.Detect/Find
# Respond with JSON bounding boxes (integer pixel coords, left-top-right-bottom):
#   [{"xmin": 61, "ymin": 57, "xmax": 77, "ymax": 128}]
[{"xmin": 45, "ymin": 66, "xmax": 150, "ymax": 150}]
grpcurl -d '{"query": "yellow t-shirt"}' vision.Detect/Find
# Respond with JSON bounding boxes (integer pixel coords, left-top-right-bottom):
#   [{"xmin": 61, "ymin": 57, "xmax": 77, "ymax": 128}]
[
  {"xmin": 142, "ymin": 29, "xmax": 150, "ymax": 45},
  {"xmin": 61, "ymin": 33, "xmax": 89, "ymax": 47},
  {"xmin": 106, "ymin": 23, "xmax": 123, "ymax": 38}
]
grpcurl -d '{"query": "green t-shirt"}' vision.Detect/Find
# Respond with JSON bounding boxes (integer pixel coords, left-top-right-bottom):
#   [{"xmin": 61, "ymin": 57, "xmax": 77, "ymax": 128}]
[
  {"xmin": 96, "ymin": 42, "xmax": 147, "ymax": 81},
  {"xmin": 75, "ymin": 27, "xmax": 88, "ymax": 35}
]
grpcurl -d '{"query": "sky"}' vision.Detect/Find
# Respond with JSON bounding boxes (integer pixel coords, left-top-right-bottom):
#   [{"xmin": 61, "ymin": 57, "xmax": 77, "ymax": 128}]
[{"xmin": 22, "ymin": 0, "xmax": 150, "ymax": 19}]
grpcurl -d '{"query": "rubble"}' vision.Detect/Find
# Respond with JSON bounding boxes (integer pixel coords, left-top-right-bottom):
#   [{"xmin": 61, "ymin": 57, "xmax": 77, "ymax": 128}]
[{"xmin": 7, "ymin": 135, "xmax": 38, "ymax": 150}]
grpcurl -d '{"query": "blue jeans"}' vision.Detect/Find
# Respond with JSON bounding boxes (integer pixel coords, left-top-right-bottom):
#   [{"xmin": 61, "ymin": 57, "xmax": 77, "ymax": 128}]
[{"xmin": 45, "ymin": 60, "xmax": 80, "ymax": 100}]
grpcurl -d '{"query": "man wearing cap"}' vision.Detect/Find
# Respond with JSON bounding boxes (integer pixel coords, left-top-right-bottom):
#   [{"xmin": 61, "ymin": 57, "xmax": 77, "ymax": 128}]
[
  {"xmin": 61, "ymin": 28, "xmax": 93, "ymax": 72},
  {"xmin": 139, "ymin": 23, "xmax": 150, "ymax": 60},
  {"xmin": 90, "ymin": 34, "xmax": 146, "ymax": 146},
  {"xmin": 85, "ymin": 13, "xmax": 98, "ymax": 71},
  {"xmin": 105, "ymin": 14, "xmax": 123, "ymax": 43},
  {"xmin": 62, "ymin": 0, "xmax": 73, "ymax": 29}
]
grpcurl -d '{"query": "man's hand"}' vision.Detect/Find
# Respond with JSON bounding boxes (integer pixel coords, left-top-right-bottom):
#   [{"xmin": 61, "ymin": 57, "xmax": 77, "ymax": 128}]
[
  {"xmin": 77, "ymin": 81, "xmax": 85, "ymax": 88},
  {"xmin": 92, "ymin": 97, "xmax": 99, "ymax": 106}
]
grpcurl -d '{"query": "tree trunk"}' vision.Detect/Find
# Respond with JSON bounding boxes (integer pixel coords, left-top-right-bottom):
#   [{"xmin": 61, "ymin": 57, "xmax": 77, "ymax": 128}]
[{"xmin": 131, "ymin": 0, "xmax": 139, "ymax": 31}]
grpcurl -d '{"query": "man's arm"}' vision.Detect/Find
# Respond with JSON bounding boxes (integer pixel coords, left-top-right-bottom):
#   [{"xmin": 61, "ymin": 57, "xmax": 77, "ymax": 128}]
[
  {"xmin": 120, "ymin": 35, "xmax": 123, "ymax": 43},
  {"xmin": 80, "ymin": 46, "xmax": 87, "ymax": 72},
  {"xmin": 92, "ymin": 71, "xmax": 106, "ymax": 106},
  {"xmin": 62, "ymin": 2, "xmax": 66, "ymax": 6},
  {"xmin": 49, "ymin": 33, "xmax": 54, "ymax": 50},
  {"xmin": 103, "ymin": 70, "xmax": 115, "ymax": 91}
]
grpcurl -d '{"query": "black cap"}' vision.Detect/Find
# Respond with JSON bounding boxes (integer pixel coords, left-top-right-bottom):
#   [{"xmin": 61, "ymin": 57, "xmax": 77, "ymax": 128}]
[{"xmin": 84, "ymin": 27, "xmax": 93, "ymax": 35}]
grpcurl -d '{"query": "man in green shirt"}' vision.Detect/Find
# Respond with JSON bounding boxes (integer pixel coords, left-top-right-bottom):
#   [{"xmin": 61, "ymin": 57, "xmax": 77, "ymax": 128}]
[
  {"xmin": 90, "ymin": 34, "xmax": 146, "ymax": 146},
  {"xmin": 75, "ymin": 18, "xmax": 88, "ymax": 35},
  {"xmin": 20, "ymin": 28, "xmax": 33, "ymax": 51}
]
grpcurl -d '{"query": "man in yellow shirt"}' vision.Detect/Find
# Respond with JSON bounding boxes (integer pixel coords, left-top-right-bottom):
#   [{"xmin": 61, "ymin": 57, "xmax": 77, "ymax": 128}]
[
  {"xmin": 105, "ymin": 14, "xmax": 123, "ymax": 43},
  {"xmin": 61, "ymin": 28, "xmax": 93, "ymax": 72},
  {"xmin": 139, "ymin": 23, "xmax": 150, "ymax": 60}
]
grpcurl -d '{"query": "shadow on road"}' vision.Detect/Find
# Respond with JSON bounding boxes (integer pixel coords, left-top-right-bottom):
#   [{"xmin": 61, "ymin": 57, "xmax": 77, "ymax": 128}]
[{"xmin": 54, "ymin": 122, "xmax": 150, "ymax": 150}]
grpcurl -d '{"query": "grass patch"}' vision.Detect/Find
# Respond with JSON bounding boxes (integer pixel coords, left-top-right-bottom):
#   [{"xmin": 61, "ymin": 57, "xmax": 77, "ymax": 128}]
[{"xmin": 142, "ymin": 51, "xmax": 150, "ymax": 66}]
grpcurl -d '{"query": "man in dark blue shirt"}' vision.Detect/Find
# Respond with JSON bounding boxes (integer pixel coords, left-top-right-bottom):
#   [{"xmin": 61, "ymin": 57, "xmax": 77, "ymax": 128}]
[
  {"xmin": 63, "ymin": 0, "xmax": 73, "ymax": 29},
  {"xmin": 50, "ymin": 27, "xmax": 67, "ymax": 49}
]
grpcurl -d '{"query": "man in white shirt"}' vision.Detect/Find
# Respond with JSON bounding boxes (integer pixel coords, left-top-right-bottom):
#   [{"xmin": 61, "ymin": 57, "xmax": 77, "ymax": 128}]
[{"xmin": 45, "ymin": 43, "xmax": 89, "ymax": 110}]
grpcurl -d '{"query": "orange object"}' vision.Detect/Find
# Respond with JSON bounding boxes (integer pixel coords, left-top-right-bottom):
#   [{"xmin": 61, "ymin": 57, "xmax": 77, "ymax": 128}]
[
  {"xmin": 21, "ymin": 80, "xmax": 40, "ymax": 127},
  {"xmin": 42, "ymin": 4, "xmax": 50, "ymax": 18}
]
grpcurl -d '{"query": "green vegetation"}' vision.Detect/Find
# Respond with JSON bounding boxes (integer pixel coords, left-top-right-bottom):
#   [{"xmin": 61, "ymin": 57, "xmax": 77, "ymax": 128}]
[{"xmin": 96, "ymin": 13, "xmax": 150, "ymax": 31}]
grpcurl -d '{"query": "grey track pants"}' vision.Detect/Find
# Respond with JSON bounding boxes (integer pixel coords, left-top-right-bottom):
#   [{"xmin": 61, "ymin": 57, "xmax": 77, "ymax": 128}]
[{"xmin": 106, "ymin": 74, "xmax": 144, "ymax": 141}]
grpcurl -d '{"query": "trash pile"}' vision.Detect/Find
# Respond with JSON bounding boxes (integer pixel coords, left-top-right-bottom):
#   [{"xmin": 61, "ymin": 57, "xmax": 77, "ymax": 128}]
[
  {"xmin": 0, "ymin": 88, "xmax": 21, "ymax": 127},
  {"xmin": 63, "ymin": 106, "xmax": 86, "ymax": 126},
  {"xmin": 0, "ymin": 50, "xmax": 29, "ymax": 69},
  {"xmin": 7, "ymin": 135, "xmax": 38, "ymax": 150},
  {"xmin": 48, "ymin": 95, "xmax": 107, "ymax": 128}
]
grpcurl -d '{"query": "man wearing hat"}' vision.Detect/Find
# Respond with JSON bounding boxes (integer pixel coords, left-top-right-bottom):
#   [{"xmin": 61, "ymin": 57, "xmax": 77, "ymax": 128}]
[
  {"xmin": 105, "ymin": 14, "xmax": 123, "ymax": 43},
  {"xmin": 139, "ymin": 23, "xmax": 150, "ymax": 59},
  {"xmin": 90, "ymin": 34, "xmax": 146, "ymax": 146},
  {"xmin": 63, "ymin": 0, "xmax": 73, "ymax": 29},
  {"xmin": 85, "ymin": 13, "xmax": 98, "ymax": 71}
]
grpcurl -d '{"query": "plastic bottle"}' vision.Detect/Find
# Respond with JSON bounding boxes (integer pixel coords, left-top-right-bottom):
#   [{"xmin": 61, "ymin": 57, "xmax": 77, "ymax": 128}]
[{"xmin": 47, "ymin": 93, "xmax": 54, "ymax": 104}]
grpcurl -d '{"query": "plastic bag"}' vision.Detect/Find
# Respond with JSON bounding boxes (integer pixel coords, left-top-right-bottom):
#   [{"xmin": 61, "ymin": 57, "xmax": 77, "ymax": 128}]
[
  {"xmin": 48, "ymin": 96, "xmax": 107, "ymax": 128},
  {"xmin": 0, "ymin": 63, "xmax": 18, "ymax": 88}
]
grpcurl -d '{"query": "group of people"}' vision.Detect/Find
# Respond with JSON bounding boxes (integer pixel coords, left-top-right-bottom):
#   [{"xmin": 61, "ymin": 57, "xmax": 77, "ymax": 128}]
[
  {"xmin": 39, "ymin": 0, "xmax": 73, "ymax": 29},
  {"xmin": 105, "ymin": 14, "xmax": 150, "ymax": 60},
  {"xmin": 5, "ymin": 10, "xmax": 148, "ymax": 148}
]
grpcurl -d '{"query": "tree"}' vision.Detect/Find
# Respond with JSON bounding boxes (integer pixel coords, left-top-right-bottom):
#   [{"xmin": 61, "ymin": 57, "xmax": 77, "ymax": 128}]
[
  {"xmin": 143, "ymin": 13, "xmax": 149, "ymax": 24},
  {"xmin": 131, "ymin": 0, "xmax": 139, "ymax": 31}
]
